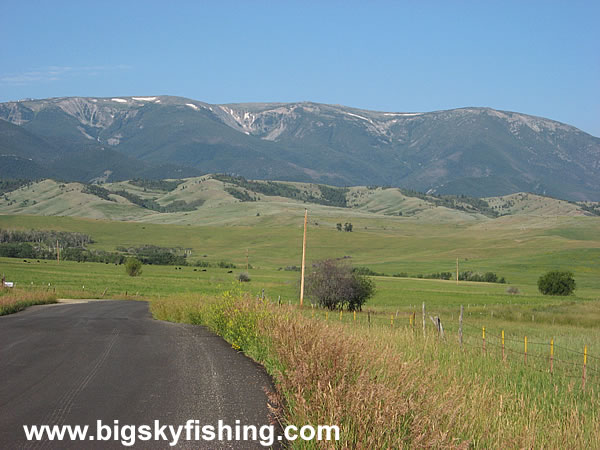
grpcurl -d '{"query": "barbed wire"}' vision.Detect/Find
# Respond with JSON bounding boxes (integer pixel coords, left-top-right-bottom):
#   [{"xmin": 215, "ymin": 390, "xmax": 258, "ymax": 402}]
[{"xmin": 461, "ymin": 321, "xmax": 597, "ymax": 358}]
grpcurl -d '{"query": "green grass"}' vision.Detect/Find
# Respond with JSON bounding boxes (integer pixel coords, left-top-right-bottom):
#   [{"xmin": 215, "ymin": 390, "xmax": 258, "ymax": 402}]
[
  {"xmin": 1, "ymin": 208, "xmax": 599, "ymax": 447},
  {"xmin": 150, "ymin": 292, "xmax": 600, "ymax": 448}
]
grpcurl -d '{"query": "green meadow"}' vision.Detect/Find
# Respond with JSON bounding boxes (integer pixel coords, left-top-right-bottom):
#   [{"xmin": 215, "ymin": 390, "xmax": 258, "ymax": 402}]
[
  {"xmin": 2, "ymin": 210, "xmax": 598, "ymax": 356},
  {"xmin": 2, "ymin": 208, "xmax": 599, "ymax": 446}
]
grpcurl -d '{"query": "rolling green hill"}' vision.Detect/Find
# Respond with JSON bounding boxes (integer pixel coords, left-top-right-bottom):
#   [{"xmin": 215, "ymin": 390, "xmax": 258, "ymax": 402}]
[
  {"xmin": 0, "ymin": 176, "xmax": 596, "ymax": 227},
  {"xmin": 1, "ymin": 96, "xmax": 598, "ymax": 201}
]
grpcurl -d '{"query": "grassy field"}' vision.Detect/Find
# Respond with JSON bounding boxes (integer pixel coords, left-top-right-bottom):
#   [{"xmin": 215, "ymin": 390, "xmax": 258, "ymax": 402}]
[
  {"xmin": 1, "ymin": 207, "xmax": 599, "ymax": 447},
  {"xmin": 151, "ymin": 292, "xmax": 600, "ymax": 448},
  {"xmin": 2, "ymin": 209, "xmax": 598, "ymax": 372}
]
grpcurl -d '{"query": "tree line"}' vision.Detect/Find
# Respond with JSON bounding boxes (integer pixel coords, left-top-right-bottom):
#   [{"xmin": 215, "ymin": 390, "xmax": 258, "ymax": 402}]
[
  {"xmin": 213, "ymin": 174, "xmax": 348, "ymax": 208},
  {"xmin": 82, "ymin": 185, "xmax": 204, "ymax": 212}
]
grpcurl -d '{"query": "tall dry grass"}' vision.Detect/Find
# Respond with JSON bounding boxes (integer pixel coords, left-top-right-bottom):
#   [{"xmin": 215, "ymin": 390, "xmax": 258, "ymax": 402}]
[
  {"xmin": 151, "ymin": 292, "xmax": 600, "ymax": 448},
  {"xmin": 0, "ymin": 288, "xmax": 57, "ymax": 315}
]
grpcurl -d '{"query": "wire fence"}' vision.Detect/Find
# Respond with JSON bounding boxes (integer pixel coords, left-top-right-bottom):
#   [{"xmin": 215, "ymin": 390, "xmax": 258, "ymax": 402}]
[{"xmin": 289, "ymin": 300, "xmax": 599, "ymax": 390}]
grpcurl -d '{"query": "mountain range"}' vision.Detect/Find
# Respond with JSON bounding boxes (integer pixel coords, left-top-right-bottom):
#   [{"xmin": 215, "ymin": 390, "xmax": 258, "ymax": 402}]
[{"xmin": 0, "ymin": 96, "xmax": 598, "ymax": 201}]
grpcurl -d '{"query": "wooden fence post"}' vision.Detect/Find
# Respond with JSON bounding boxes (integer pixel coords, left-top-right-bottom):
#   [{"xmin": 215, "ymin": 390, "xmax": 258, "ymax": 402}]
[
  {"xmin": 422, "ymin": 302, "xmax": 425, "ymax": 335},
  {"xmin": 583, "ymin": 345, "xmax": 587, "ymax": 390},
  {"xmin": 459, "ymin": 305, "xmax": 463, "ymax": 347},
  {"xmin": 550, "ymin": 339, "xmax": 554, "ymax": 374},
  {"xmin": 524, "ymin": 336, "xmax": 528, "ymax": 365},
  {"xmin": 368, "ymin": 311, "xmax": 371, "ymax": 329},
  {"xmin": 299, "ymin": 209, "xmax": 307, "ymax": 307},
  {"xmin": 391, "ymin": 314, "xmax": 394, "ymax": 328}
]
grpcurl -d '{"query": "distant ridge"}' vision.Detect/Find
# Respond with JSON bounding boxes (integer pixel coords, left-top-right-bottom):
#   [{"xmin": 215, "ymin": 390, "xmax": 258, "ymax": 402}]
[
  {"xmin": 0, "ymin": 176, "xmax": 596, "ymax": 226},
  {"xmin": 0, "ymin": 96, "xmax": 598, "ymax": 201}
]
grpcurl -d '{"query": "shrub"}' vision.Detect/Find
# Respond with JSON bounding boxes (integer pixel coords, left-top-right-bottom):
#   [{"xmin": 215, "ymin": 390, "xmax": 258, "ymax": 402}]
[
  {"xmin": 125, "ymin": 257, "xmax": 143, "ymax": 277},
  {"xmin": 238, "ymin": 272, "xmax": 251, "ymax": 282},
  {"xmin": 304, "ymin": 259, "xmax": 375, "ymax": 311},
  {"xmin": 537, "ymin": 271, "xmax": 576, "ymax": 296},
  {"xmin": 483, "ymin": 272, "xmax": 498, "ymax": 283},
  {"xmin": 506, "ymin": 286, "xmax": 520, "ymax": 295}
]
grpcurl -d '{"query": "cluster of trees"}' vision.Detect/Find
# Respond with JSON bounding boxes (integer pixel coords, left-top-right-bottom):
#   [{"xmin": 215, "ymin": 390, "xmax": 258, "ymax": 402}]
[
  {"xmin": 0, "ymin": 179, "xmax": 35, "ymax": 195},
  {"xmin": 336, "ymin": 222, "xmax": 353, "ymax": 232},
  {"xmin": 117, "ymin": 245, "xmax": 188, "ymax": 266},
  {"xmin": 349, "ymin": 267, "xmax": 508, "ymax": 284},
  {"xmin": 318, "ymin": 185, "xmax": 348, "ymax": 208},
  {"xmin": 353, "ymin": 266, "xmax": 385, "ymax": 276},
  {"xmin": 396, "ymin": 271, "xmax": 506, "ymax": 283},
  {"xmin": 82, "ymin": 184, "xmax": 112, "ymax": 201},
  {"xmin": 396, "ymin": 188, "xmax": 499, "ymax": 218},
  {"xmin": 225, "ymin": 187, "xmax": 256, "ymax": 202},
  {"xmin": 83, "ymin": 185, "xmax": 203, "ymax": 212},
  {"xmin": 0, "ymin": 229, "xmax": 93, "ymax": 247},
  {"xmin": 194, "ymin": 260, "xmax": 237, "ymax": 269},
  {"xmin": 577, "ymin": 202, "xmax": 600, "ymax": 216},
  {"xmin": 305, "ymin": 259, "xmax": 375, "ymax": 311},
  {"xmin": 458, "ymin": 271, "xmax": 506, "ymax": 283},
  {"xmin": 0, "ymin": 242, "xmax": 126, "ymax": 264},
  {"xmin": 215, "ymin": 175, "xmax": 301, "ymax": 199},
  {"xmin": 129, "ymin": 178, "xmax": 184, "ymax": 191},
  {"xmin": 112, "ymin": 190, "xmax": 203, "ymax": 212},
  {"xmin": 213, "ymin": 174, "xmax": 348, "ymax": 208}
]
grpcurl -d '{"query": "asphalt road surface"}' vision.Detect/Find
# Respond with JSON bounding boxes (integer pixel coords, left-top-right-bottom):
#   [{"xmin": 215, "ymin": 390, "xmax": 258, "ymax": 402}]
[{"xmin": 0, "ymin": 300, "xmax": 279, "ymax": 449}]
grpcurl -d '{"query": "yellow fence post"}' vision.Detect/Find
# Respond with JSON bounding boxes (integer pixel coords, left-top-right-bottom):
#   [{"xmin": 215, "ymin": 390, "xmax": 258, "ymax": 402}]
[
  {"xmin": 524, "ymin": 336, "xmax": 528, "ymax": 365},
  {"xmin": 353, "ymin": 310, "xmax": 356, "ymax": 322},
  {"xmin": 502, "ymin": 330, "xmax": 505, "ymax": 361},
  {"xmin": 482, "ymin": 327, "xmax": 486, "ymax": 354}
]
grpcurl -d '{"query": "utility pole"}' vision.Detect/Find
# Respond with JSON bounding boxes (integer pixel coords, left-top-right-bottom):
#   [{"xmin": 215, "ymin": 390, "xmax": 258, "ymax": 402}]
[{"xmin": 299, "ymin": 209, "xmax": 308, "ymax": 307}]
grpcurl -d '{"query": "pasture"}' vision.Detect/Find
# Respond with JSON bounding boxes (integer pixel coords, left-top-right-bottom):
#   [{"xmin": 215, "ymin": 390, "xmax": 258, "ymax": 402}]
[
  {"xmin": 2, "ymin": 211, "xmax": 598, "ymax": 358},
  {"xmin": 2, "ymin": 210, "xmax": 599, "ymax": 447}
]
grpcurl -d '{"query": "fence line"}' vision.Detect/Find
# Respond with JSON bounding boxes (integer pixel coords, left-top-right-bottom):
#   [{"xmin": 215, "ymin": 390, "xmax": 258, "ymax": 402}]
[{"xmin": 289, "ymin": 299, "xmax": 598, "ymax": 389}]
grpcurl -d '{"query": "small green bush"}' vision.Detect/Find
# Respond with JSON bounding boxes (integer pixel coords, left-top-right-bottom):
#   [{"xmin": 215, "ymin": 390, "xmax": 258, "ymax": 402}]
[
  {"xmin": 506, "ymin": 286, "xmax": 520, "ymax": 295},
  {"xmin": 238, "ymin": 272, "xmax": 251, "ymax": 282},
  {"xmin": 537, "ymin": 271, "xmax": 575, "ymax": 296},
  {"xmin": 125, "ymin": 257, "xmax": 143, "ymax": 277}
]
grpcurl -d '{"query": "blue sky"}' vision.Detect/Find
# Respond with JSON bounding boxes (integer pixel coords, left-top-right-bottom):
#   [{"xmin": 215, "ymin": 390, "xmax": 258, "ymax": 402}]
[{"xmin": 1, "ymin": 1, "xmax": 598, "ymax": 136}]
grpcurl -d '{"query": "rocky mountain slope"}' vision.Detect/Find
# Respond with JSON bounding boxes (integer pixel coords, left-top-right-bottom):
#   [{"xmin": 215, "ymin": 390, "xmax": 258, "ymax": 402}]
[{"xmin": 1, "ymin": 96, "xmax": 598, "ymax": 200}]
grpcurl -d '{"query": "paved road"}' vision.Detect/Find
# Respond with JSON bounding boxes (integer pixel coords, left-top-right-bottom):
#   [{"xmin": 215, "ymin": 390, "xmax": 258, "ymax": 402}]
[{"xmin": 0, "ymin": 300, "xmax": 278, "ymax": 448}]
